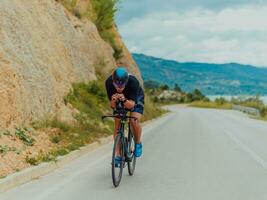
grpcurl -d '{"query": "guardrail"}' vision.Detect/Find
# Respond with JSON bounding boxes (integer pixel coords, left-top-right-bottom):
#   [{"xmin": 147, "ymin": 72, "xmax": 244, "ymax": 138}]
[{"xmin": 232, "ymin": 104, "xmax": 260, "ymax": 116}]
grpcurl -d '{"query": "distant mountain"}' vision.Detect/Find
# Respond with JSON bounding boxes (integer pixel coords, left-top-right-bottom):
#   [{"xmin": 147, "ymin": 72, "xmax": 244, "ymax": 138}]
[{"xmin": 133, "ymin": 53, "xmax": 267, "ymax": 95}]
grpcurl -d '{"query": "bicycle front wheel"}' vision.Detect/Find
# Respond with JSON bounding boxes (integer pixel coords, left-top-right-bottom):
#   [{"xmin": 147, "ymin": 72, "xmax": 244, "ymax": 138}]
[
  {"xmin": 111, "ymin": 134, "xmax": 124, "ymax": 187},
  {"xmin": 127, "ymin": 128, "xmax": 136, "ymax": 176}
]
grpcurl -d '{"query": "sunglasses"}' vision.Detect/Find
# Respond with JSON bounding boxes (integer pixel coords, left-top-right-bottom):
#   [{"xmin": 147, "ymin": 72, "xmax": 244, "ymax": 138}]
[{"xmin": 113, "ymin": 81, "xmax": 126, "ymax": 88}]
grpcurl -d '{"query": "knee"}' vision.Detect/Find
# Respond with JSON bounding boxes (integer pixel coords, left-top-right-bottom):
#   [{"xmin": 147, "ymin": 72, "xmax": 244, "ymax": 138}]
[{"xmin": 130, "ymin": 118, "xmax": 139, "ymax": 127}]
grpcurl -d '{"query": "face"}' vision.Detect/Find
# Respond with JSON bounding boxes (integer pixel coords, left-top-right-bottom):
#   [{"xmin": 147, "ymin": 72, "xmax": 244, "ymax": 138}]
[
  {"xmin": 113, "ymin": 82, "xmax": 126, "ymax": 93},
  {"xmin": 115, "ymin": 86, "xmax": 125, "ymax": 93},
  {"xmin": 116, "ymin": 88, "xmax": 125, "ymax": 93}
]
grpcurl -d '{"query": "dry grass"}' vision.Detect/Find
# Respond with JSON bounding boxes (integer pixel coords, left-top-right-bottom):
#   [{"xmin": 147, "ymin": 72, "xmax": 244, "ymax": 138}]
[{"xmin": 190, "ymin": 101, "xmax": 232, "ymax": 109}]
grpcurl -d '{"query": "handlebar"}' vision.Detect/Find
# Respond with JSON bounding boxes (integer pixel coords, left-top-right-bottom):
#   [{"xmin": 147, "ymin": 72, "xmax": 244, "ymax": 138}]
[{"xmin": 102, "ymin": 99, "xmax": 137, "ymax": 122}]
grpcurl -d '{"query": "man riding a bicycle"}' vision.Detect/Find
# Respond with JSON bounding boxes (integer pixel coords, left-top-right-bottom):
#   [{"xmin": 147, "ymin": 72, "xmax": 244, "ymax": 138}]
[{"xmin": 105, "ymin": 67, "xmax": 144, "ymax": 166}]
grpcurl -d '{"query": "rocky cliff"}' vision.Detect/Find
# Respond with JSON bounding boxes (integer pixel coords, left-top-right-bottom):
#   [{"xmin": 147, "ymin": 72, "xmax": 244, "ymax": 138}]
[{"xmin": 0, "ymin": 0, "xmax": 141, "ymax": 128}]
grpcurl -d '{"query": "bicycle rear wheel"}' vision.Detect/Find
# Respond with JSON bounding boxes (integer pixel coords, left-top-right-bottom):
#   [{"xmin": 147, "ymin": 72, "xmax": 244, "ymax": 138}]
[
  {"xmin": 127, "ymin": 128, "xmax": 136, "ymax": 176},
  {"xmin": 112, "ymin": 134, "xmax": 124, "ymax": 187}
]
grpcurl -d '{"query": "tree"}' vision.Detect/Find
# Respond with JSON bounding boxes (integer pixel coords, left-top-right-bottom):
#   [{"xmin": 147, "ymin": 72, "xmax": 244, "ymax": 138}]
[
  {"xmin": 174, "ymin": 83, "xmax": 182, "ymax": 93},
  {"xmin": 192, "ymin": 89, "xmax": 205, "ymax": 100},
  {"xmin": 160, "ymin": 84, "xmax": 169, "ymax": 90},
  {"xmin": 186, "ymin": 93, "xmax": 194, "ymax": 102}
]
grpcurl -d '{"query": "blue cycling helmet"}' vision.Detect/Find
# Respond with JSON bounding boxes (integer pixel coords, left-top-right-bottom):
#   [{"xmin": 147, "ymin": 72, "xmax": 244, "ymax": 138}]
[{"xmin": 112, "ymin": 67, "xmax": 129, "ymax": 88}]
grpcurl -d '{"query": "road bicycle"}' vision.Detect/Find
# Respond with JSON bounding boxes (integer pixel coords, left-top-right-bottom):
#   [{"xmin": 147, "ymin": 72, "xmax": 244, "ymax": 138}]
[{"xmin": 102, "ymin": 101, "xmax": 137, "ymax": 187}]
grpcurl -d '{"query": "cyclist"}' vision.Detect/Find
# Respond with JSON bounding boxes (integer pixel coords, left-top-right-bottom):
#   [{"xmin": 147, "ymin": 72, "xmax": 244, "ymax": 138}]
[{"xmin": 105, "ymin": 67, "xmax": 144, "ymax": 166}]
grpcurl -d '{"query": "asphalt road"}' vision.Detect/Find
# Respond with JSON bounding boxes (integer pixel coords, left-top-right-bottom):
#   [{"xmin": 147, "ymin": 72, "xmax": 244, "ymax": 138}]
[{"xmin": 1, "ymin": 106, "xmax": 267, "ymax": 200}]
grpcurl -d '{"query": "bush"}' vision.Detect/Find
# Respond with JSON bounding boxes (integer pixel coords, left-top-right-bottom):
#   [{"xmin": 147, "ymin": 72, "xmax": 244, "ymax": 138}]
[
  {"xmin": 192, "ymin": 89, "xmax": 205, "ymax": 101},
  {"xmin": 50, "ymin": 136, "xmax": 61, "ymax": 144},
  {"xmin": 186, "ymin": 93, "xmax": 194, "ymax": 102},
  {"xmin": 25, "ymin": 151, "xmax": 56, "ymax": 165},
  {"xmin": 90, "ymin": 0, "xmax": 122, "ymax": 60},
  {"xmin": 73, "ymin": 8, "xmax": 82, "ymax": 19},
  {"xmin": 160, "ymin": 84, "xmax": 169, "ymax": 90},
  {"xmin": 215, "ymin": 97, "xmax": 228, "ymax": 105},
  {"xmin": 230, "ymin": 96, "xmax": 267, "ymax": 117},
  {"xmin": 15, "ymin": 128, "xmax": 35, "ymax": 146},
  {"xmin": 90, "ymin": 0, "xmax": 118, "ymax": 32},
  {"xmin": 174, "ymin": 83, "xmax": 182, "ymax": 93},
  {"xmin": 141, "ymin": 92, "xmax": 168, "ymax": 122},
  {"xmin": 100, "ymin": 30, "xmax": 123, "ymax": 60}
]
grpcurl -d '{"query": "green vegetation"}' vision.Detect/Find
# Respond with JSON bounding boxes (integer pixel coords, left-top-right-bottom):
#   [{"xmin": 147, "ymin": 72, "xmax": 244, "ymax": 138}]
[
  {"xmin": 185, "ymin": 89, "xmax": 208, "ymax": 102},
  {"xmin": 144, "ymin": 80, "xmax": 207, "ymax": 104},
  {"xmin": 58, "ymin": 0, "xmax": 122, "ymax": 60},
  {"xmin": 15, "ymin": 128, "xmax": 35, "ymax": 146},
  {"xmin": 39, "ymin": 80, "xmax": 112, "ymax": 151},
  {"xmin": 26, "ymin": 150, "xmax": 56, "ymax": 165},
  {"xmin": 174, "ymin": 84, "xmax": 182, "ymax": 93},
  {"xmin": 190, "ymin": 100, "xmax": 232, "ymax": 109},
  {"xmin": 90, "ymin": 0, "xmax": 123, "ymax": 60},
  {"xmin": 231, "ymin": 97, "xmax": 267, "ymax": 118},
  {"xmin": 25, "ymin": 146, "xmax": 73, "ymax": 166},
  {"xmin": 0, "ymin": 145, "xmax": 17, "ymax": 154},
  {"xmin": 141, "ymin": 92, "xmax": 168, "ymax": 122},
  {"xmin": 90, "ymin": 0, "xmax": 118, "ymax": 31},
  {"xmin": 190, "ymin": 96, "xmax": 267, "ymax": 120}
]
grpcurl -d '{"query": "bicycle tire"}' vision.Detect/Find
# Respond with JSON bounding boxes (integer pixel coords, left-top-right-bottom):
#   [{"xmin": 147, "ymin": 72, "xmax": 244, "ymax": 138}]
[
  {"xmin": 111, "ymin": 134, "xmax": 124, "ymax": 187},
  {"xmin": 127, "ymin": 128, "xmax": 136, "ymax": 176}
]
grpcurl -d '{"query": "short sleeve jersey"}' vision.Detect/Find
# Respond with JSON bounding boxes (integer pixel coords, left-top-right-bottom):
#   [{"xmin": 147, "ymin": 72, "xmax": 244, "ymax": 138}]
[{"xmin": 105, "ymin": 75, "xmax": 143, "ymax": 103}]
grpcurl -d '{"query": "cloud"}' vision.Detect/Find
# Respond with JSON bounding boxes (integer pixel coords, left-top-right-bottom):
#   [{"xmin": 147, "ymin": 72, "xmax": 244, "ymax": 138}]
[
  {"xmin": 117, "ymin": 5, "xmax": 267, "ymax": 67},
  {"xmin": 116, "ymin": 0, "xmax": 265, "ymax": 24}
]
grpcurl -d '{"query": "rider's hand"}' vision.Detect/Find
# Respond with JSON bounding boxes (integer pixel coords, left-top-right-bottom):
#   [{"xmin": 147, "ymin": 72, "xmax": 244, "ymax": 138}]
[
  {"xmin": 111, "ymin": 94, "xmax": 119, "ymax": 102},
  {"xmin": 117, "ymin": 94, "xmax": 126, "ymax": 102}
]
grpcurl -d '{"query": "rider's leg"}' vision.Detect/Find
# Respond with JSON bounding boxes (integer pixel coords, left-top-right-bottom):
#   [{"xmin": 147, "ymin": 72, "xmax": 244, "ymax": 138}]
[
  {"xmin": 114, "ymin": 118, "xmax": 121, "ymax": 139},
  {"xmin": 130, "ymin": 112, "xmax": 142, "ymax": 143},
  {"xmin": 114, "ymin": 118, "xmax": 121, "ymax": 156}
]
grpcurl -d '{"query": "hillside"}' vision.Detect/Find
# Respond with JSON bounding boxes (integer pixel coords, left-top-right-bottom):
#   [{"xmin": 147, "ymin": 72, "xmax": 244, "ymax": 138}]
[
  {"xmin": 0, "ymin": 0, "xmax": 141, "ymax": 129},
  {"xmin": 133, "ymin": 53, "xmax": 267, "ymax": 95}
]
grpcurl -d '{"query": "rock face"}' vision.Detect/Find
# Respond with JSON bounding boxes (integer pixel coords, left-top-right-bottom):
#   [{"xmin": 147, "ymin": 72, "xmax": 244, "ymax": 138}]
[{"xmin": 0, "ymin": 0, "xmax": 139, "ymax": 128}]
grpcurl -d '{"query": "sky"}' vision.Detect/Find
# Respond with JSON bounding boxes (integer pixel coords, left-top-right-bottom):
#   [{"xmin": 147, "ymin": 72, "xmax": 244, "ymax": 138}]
[{"xmin": 116, "ymin": 0, "xmax": 267, "ymax": 67}]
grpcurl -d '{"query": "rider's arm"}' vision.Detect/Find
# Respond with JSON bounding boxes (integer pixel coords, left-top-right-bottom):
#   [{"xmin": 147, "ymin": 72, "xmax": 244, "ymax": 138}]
[
  {"xmin": 110, "ymin": 94, "xmax": 118, "ymax": 109},
  {"xmin": 124, "ymin": 77, "xmax": 139, "ymax": 110},
  {"xmin": 105, "ymin": 77, "xmax": 117, "ymax": 109},
  {"xmin": 123, "ymin": 99, "xmax": 135, "ymax": 110},
  {"xmin": 117, "ymin": 94, "xmax": 135, "ymax": 110}
]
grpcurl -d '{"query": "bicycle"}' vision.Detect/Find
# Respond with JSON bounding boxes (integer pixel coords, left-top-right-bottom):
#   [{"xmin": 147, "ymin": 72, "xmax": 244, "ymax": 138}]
[{"xmin": 102, "ymin": 101, "xmax": 137, "ymax": 187}]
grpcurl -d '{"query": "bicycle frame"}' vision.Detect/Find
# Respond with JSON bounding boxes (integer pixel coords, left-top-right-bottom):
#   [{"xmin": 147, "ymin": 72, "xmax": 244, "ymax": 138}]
[{"xmin": 102, "ymin": 101, "xmax": 137, "ymax": 159}]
